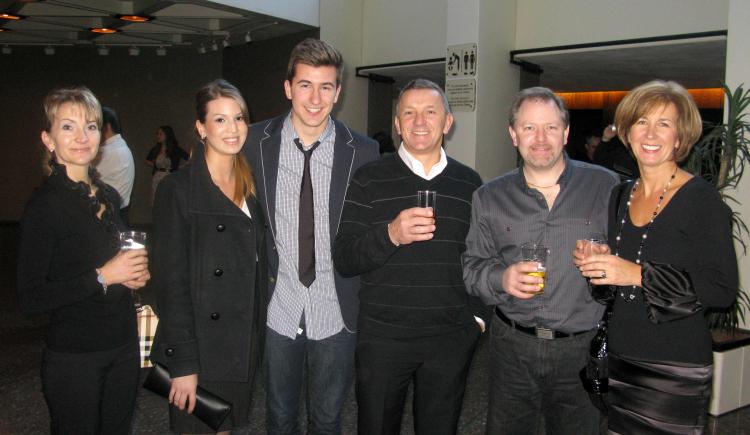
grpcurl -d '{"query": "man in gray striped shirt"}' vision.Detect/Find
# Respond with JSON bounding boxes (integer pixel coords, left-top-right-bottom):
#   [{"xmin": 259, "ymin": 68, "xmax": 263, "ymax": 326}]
[
  {"xmin": 243, "ymin": 39, "xmax": 378, "ymax": 434},
  {"xmin": 462, "ymin": 87, "xmax": 618, "ymax": 434}
]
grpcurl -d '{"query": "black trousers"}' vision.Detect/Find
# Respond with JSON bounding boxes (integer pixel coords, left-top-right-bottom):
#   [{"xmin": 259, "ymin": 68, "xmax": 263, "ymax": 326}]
[
  {"xmin": 355, "ymin": 325, "xmax": 481, "ymax": 435},
  {"xmin": 42, "ymin": 340, "xmax": 139, "ymax": 435}
]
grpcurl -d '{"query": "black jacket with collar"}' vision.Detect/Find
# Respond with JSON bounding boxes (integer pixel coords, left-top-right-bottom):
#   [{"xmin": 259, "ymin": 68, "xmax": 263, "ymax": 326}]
[
  {"xmin": 150, "ymin": 145, "xmax": 268, "ymax": 381},
  {"xmin": 243, "ymin": 113, "xmax": 379, "ymax": 331}
]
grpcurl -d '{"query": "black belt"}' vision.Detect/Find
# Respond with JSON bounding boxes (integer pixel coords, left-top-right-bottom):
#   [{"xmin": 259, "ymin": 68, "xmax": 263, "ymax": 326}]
[
  {"xmin": 156, "ymin": 168, "xmax": 170, "ymax": 172},
  {"xmin": 494, "ymin": 307, "xmax": 591, "ymax": 340}
]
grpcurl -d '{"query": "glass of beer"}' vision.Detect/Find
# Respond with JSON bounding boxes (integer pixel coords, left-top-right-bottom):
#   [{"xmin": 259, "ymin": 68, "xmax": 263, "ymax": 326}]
[
  {"xmin": 119, "ymin": 231, "xmax": 147, "ymax": 309},
  {"xmin": 521, "ymin": 242, "xmax": 548, "ymax": 295}
]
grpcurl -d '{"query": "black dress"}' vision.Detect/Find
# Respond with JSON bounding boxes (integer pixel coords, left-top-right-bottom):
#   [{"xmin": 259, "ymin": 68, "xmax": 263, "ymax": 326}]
[{"xmin": 607, "ymin": 177, "xmax": 738, "ymax": 434}]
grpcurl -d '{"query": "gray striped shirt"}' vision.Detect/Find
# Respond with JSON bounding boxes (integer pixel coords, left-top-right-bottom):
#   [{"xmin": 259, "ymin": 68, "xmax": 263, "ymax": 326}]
[{"xmin": 266, "ymin": 115, "xmax": 345, "ymax": 340}]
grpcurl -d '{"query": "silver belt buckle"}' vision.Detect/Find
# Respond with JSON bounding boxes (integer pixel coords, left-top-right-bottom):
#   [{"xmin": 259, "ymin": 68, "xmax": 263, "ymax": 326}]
[{"xmin": 535, "ymin": 327, "xmax": 555, "ymax": 340}]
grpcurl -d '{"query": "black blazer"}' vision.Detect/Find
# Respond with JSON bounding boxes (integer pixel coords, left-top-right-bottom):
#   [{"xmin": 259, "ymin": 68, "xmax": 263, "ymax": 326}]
[
  {"xmin": 243, "ymin": 113, "xmax": 379, "ymax": 330},
  {"xmin": 150, "ymin": 145, "xmax": 268, "ymax": 382}
]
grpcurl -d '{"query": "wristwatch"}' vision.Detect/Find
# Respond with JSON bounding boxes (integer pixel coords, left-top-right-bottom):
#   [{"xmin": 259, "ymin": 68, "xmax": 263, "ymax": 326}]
[{"xmin": 96, "ymin": 268, "xmax": 108, "ymax": 295}]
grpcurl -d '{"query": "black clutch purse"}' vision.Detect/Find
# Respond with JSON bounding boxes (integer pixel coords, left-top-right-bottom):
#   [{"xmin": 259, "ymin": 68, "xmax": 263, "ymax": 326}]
[
  {"xmin": 579, "ymin": 304, "xmax": 611, "ymax": 415},
  {"xmin": 143, "ymin": 362, "xmax": 232, "ymax": 431}
]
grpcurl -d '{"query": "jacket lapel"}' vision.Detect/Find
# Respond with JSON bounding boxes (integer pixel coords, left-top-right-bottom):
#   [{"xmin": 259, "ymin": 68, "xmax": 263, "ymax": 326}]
[
  {"xmin": 257, "ymin": 117, "xmax": 283, "ymax": 238},
  {"xmin": 329, "ymin": 119, "xmax": 355, "ymax": 243}
]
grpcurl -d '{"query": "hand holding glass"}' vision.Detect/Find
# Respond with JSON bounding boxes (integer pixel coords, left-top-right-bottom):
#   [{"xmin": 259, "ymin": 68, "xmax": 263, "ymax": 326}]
[{"xmin": 521, "ymin": 242, "xmax": 548, "ymax": 295}]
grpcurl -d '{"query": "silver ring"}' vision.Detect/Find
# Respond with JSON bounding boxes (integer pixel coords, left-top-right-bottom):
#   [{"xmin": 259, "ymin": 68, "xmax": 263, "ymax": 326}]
[{"xmin": 601, "ymin": 271, "xmax": 607, "ymax": 279}]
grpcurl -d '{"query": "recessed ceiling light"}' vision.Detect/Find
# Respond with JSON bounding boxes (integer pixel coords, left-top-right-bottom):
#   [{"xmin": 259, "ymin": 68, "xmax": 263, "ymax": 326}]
[
  {"xmin": 211, "ymin": 40, "xmax": 218, "ymax": 51},
  {"xmin": 156, "ymin": 46, "xmax": 166, "ymax": 56},
  {"xmin": 44, "ymin": 46, "xmax": 55, "ymax": 55},
  {"xmin": 0, "ymin": 13, "xmax": 24, "ymax": 20},
  {"xmin": 90, "ymin": 27, "xmax": 118, "ymax": 34},
  {"xmin": 116, "ymin": 14, "xmax": 151, "ymax": 23},
  {"xmin": 128, "ymin": 46, "xmax": 140, "ymax": 56},
  {"xmin": 244, "ymin": 32, "xmax": 252, "ymax": 44},
  {"xmin": 197, "ymin": 44, "xmax": 206, "ymax": 54},
  {"xmin": 97, "ymin": 46, "xmax": 109, "ymax": 56},
  {"xmin": 2, "ymin": 45, "xmax": 11, "ymax": 55},
  {"xmin": 0, "ymin": 28, "xmax": 8, "ymax": 32}
]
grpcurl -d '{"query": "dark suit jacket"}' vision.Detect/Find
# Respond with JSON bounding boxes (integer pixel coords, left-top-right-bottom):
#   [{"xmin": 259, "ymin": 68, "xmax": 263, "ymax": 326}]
[
  {"xmin": 243, "ymin": 113, "xmax": 379, "ymax": 330},
  {"xmin": 150, "ymin": 145, "xmax": 268, "ymax": 382}
]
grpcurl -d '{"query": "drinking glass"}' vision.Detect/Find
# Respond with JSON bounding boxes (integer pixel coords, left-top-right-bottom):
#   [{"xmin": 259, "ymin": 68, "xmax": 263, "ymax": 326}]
[
  {"xmin": 119, "ymin": 231, "xmax": 147, "ymax": 309},
  {"xmin": 521, "ymin": 242, "xmax": 548, "ymax": 295},
  {"xmin": 417, "ymin": 190, "xmax": 437, "ymax": 213}
]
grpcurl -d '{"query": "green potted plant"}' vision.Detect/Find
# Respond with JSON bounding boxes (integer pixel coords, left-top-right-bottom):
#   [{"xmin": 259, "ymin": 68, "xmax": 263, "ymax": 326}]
[{"xmin": 685, "ymin": 83, "xmax": 750, "ymax": 335}]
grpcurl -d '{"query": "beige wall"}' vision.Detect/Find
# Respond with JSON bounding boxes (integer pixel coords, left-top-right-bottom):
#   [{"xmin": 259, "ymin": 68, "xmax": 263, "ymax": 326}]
[
  {"xmin": 516, "ymin": 0, "xmax": 728, "ymax": 49},
  {"xmin": 726, "ymin": 0, "xmax": 750, "ymax": 328},
  {"xmin": 320, "ymin": 0, "xmax": 369, "ymax": 133},
  {"xmin": 362, "ymin": 0, "xmax": 447, "ymax": 65}
]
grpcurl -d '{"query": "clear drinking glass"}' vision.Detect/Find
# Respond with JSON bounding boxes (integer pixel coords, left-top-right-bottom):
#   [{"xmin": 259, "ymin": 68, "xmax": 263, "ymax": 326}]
[
  {"xmin": 119, "ymin": 231, "xmax": 147, "ymax": 309},
  {"xmin": 521, "ymin": 242, "xmax": 548, "ymax": 295}
]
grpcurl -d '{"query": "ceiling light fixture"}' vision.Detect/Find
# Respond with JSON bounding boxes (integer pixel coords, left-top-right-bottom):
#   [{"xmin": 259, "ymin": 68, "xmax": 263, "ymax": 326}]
[
  {"xmin": 197, "ymin": 43, "xmax": 206, "ymax": 54},
  {"xmin": 90, "ymin": 27, "xmax": 118, "ymax": 34},
  {"xmin": 97, "ymin": 46, "xmax": 109, "ymax": 56},
  {"xmin": 2, "ymin": 45, "xmax": 11, "ymax": 55},
  {"xmin": 156, "ymin": 46, "xmax": 166, "ymax": 56},
  {"xmin": 244, "ymin": 32, "xmax": 252, "ymax": 44},
  {"xmin": 211, "ymin": 40, "xmax": 218, "ymax": 52},
  {"xmin": 44, "ymin": 46, "xmax": 55, "ymax": 55},
  {"xmin": 116, "ymin": 14, "xmax": 152, "ymax": 23},
  {"xmin": 0, "ymin": 13, "xmax": 24, "ymax": 20},
  {"xmin": 128, "ymin": 46, "xmax": 139, "ymax": 56}
]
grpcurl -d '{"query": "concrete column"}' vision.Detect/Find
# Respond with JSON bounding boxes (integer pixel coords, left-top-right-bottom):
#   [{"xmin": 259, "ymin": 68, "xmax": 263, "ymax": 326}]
[
  {"xmin": 445, "ymin": 0, "xmax": 520, "ymax": 180},
  {"xmin": 726, "ymin": 0, "xmax": 750, "ymax": 328}
]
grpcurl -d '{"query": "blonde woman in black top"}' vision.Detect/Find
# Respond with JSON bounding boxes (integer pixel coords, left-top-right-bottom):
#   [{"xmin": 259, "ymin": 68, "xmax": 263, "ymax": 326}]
[{"xmin": 17, "ymin": 86, "xmax": 150, "ymax": 435}]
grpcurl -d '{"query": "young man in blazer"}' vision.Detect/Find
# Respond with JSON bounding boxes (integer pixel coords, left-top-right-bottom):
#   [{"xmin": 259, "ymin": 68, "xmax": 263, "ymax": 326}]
[{"xmin": 243, "ymin": 38, "xmax": 378, "ymax": 434}]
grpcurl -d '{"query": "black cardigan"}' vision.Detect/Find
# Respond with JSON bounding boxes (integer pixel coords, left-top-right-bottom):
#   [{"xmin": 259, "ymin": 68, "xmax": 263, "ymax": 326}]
[{"xmin": 17, "ymin": 164, "xmax": 135, "ymax": 352}]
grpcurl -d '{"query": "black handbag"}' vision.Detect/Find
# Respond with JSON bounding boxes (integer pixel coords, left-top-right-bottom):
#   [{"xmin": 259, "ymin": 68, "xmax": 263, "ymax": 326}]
[
  {"xmin": 143, "ymin": 362, "xmax": 232, "ymax": 431},
  {"xmin": 579, "ymin": 304, "xmax": 612, "ymax": 414}
]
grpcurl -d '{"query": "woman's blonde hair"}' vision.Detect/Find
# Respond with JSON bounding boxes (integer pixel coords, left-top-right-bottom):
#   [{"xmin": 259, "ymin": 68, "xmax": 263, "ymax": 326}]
[
  {"xmin": 614, "ymin": 80, "xmax": 702, "ymax": 163},
  {"xmin": 195, "ymin": 79, "xmax": 255, "ymax": 202},
  {"xmin": 41, "ymin": 86, "xmax": 102, "ymax": 173}
]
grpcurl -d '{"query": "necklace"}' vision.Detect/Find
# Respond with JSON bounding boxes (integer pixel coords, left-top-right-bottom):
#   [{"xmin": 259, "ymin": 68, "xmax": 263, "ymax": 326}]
[
  {"xmin": 526, "ymin": 180, "xmax": 558, "ymax": 189},
  {"xmin": 613, "ymin": 167, "xmax": 677, "ymax": 301}
]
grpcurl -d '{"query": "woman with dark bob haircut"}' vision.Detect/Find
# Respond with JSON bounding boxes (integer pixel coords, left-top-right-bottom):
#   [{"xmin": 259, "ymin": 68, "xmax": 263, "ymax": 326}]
[
  {"xmin": 576, "ymin": 80, "xmax": 738, "ymax": 434},
  {"xmin": 17, "ymin": 86, "xmax": 150, "ymax": 434},
  {"xmin": 150, "ymin": 79, "xmax": 267, "ymax": 434}
]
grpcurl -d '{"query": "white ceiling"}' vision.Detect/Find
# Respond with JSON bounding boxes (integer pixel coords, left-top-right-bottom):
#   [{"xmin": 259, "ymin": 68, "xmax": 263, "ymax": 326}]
[
  {"xmin": 358, "ymin": 35, "xmax": 727, "ymax": 93},
  {"xmin": 0, "ymin": 0, "xmax": 314, "ymax": 49}
]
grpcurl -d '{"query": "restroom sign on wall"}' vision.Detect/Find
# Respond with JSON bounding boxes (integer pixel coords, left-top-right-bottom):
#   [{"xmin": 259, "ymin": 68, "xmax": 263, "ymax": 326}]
[{"xmin": 446, "ymin": 43, "xmax": 477, "ymax": 78}]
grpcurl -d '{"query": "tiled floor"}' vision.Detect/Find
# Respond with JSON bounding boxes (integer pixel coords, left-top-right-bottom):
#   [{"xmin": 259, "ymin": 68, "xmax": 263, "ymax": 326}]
[{"xmin": 2, "ymin": 223, "xmax": 749, "ymax": 434}]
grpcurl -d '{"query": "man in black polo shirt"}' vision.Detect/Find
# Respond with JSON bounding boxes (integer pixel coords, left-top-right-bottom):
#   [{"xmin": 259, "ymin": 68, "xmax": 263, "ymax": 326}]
[
  {"xmin": 462, "ymin": 87, "xmax": 618, "ymax": 434},
  {"xmin": 334, "ymin": 79, "xmax": 490, "ymax": 435}
]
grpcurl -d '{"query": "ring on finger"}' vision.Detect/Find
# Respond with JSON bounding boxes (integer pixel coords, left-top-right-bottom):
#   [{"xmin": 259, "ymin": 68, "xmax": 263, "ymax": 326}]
[{"xmin": 601, "ymin": 271, "xmax": 607, "ymax": 279}]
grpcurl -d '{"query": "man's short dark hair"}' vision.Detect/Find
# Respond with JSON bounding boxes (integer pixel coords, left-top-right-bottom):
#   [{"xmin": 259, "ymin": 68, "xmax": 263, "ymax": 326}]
[
  {"xmin": 396, "ymin": 79, "xmax": 451, "ymax": 114},
  {"xmin": 286, "ymin": 38, "xmax": 343, "ymax": 86},
  {"xmin": 102, "ymin": 106, "xmax": 122, "ymax": 134},
  {"xmin": 508, "ymin": 87, "xmax": 569, "ymax": 128}
]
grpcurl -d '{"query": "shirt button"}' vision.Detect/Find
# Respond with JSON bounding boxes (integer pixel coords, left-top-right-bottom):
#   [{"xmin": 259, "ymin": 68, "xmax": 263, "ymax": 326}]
[
  {"xmin": 214, "ymin": 268, "xmax": 223, "ymax": 276},
  {"xmin": 216, "ymin": 224, "xmax": 226, "ymax": 232},
  {"xmin": 269, "ymin": 276, "xmax": 276, "ymax": 283},
  {"xmin": 165, "ymin": 348, "xmax": 175, "ymax": 357},
  {"xmin": 210, "ymin": 312, "xmax": 220, "ymax": 320}
]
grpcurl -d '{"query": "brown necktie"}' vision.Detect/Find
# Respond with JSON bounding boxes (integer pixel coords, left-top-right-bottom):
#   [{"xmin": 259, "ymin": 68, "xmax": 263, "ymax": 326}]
[{"xmin": 294, "ymin": 138, "xmax": 320, "ymax": 288}]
